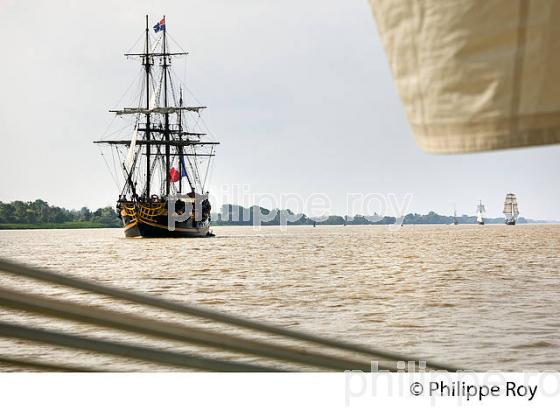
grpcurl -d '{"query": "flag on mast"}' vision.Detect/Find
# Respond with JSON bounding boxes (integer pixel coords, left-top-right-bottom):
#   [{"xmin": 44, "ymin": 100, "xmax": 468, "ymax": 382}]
[
  {"xmin": 169, "ymin": 167, "xmax": 180, "ymax": 183},
  {"xmin": 153, "ymin": 17, "xmax": 166, "ymax": 33},
  {"xmin": 180, "ymin": 153, "xmax": 188, "ymax": 178}
]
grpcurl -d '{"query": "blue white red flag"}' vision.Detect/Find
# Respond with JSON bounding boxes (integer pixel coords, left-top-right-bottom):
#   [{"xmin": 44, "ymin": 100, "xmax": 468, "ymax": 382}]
[
  {"xmin": 180, "ymin": 154, "xmax": 188, "ymax": 178},
  {"xmin": 153, "ymin": 17, "xmax": 166, "ymax": 33}
]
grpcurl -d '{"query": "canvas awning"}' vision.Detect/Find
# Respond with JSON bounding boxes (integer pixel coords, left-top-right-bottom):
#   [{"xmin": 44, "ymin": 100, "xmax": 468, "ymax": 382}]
[{"xmin": 369, "ymin": 0, "xmax": 560, "ymax": 153}]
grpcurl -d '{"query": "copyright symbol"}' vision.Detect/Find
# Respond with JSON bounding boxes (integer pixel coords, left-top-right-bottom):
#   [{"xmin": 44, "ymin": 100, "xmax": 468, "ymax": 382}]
[{"xmin": 410, "ymin": 382, "xmax": 423, "ymax": 396}]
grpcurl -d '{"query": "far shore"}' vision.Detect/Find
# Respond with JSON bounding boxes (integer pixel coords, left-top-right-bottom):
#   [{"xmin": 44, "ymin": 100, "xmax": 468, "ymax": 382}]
[
  {"xmin": 1, "ymin": 222, "xmax": 558, "ymax": 231},
  {"xmin": 0, "ymin": 222, "xmax": 111, "ymax": 230}
]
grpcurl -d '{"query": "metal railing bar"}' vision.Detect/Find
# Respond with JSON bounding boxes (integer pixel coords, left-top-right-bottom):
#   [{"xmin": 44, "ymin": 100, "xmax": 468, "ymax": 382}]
[
  {"xmin": 0, "ymin": 321, "xmax": 281, "ymax": 372},
  {"xmin": 0, "ymin": 356, "xmax": 98, "ymax": 372},
  {"xmin": 0, "ymin": 286, "xmax": 384, "ymax": 371},
  {"xmin": 0, "ymin": 259, "xmax": 459, "ymax": 371}
]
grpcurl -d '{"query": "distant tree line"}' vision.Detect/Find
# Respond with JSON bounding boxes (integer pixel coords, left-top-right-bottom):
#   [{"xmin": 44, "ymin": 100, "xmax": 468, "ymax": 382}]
[
  {"xmin": 402, "ymin": 211, "xmax": 528, "ymax": 225},
  {"xmin": 213, "ymin": 205, "xmax": 529, "ymax": 226},
  {"xmin": 212, "ymin": 205, "xmax": 398, "ymax": 225},
  {"xmin": 0, "ymin": 201, "xmax": 535, "ymax": 229},
  {"xmin": 0, "ymin": 200, "xmax": 120, "ymax": 227}
]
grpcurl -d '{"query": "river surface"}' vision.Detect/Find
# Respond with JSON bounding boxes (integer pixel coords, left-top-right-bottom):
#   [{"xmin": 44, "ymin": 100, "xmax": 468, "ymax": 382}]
[{"xmin": 0, "ymin": 225, "xmax": 559, "ymax": 371}]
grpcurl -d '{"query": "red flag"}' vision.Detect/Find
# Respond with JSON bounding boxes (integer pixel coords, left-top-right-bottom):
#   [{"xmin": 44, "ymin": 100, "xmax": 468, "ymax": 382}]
[{"xmin": 169, "ymin": 167, "xmax": 180, "ymax": 182}]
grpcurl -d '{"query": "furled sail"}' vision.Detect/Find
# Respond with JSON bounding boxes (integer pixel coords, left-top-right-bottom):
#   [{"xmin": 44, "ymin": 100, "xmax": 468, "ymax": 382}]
[
  {"xmin": 368, "ymin": 0, "xmax": 560, "ymax": 154},
  {"xmin": 125, "ymin": 126, "xmax": 139, "ymax": 173},
  {"xmin": 110, "ymin": 106, "xmax": 206, "ymax": 115},
  {"xmin": 149, "ymin": 88, "xmax": 157, "ymax": 110}
]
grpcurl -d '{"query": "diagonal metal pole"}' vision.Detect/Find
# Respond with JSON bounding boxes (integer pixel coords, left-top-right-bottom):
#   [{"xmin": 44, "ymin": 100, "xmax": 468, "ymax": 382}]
[
  {"xmin": 0, "ymin": 258, "xmax": 461, "ymax": 371},
  {"xmin": 0, "ymin": 356, "xmax": 98, "ymax": 372},
  {"xmin": 0, "ymin": 321, "xmax": 279, "ymax": 372},
  {"xmin": 0, "ymin": 286, "xmax": 383, "ymax": 371}
]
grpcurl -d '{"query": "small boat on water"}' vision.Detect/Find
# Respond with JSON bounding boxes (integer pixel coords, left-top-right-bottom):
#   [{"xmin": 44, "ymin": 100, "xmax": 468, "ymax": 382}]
[
  {"xmin": 94, "ymin": 16, "xmax": 218, "ymax": 238},
  {"xmin": 476, "ymin": 200, "xmax": 485, "ymax": 225},
  {"xmin": 503, "ymin": 193, "xmax": 520, "ymax": 225}
]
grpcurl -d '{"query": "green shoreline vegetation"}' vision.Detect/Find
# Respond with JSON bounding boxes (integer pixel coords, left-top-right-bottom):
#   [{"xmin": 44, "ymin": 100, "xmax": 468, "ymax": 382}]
[
  {"xmin": 0, "ymin": 200, "xmax": 547, "ymax": 230},
  {"xmin": 0, "ymin": 200, "xmax": 120, "ymax": 229},
  {"xmin": 0, "ymin": 221, "xmax": 111, "ymax": 230}
]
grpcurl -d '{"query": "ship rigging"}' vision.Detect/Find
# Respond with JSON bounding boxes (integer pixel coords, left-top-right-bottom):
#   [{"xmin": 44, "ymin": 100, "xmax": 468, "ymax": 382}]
[{"xmin": 94, "ymin": 15, "xmax": 218, "ymax": 237}]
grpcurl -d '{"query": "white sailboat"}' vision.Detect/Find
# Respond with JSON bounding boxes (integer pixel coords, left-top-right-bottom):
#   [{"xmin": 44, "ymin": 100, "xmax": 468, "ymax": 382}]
[
  {"xmin": 503, "ymin": 193, "xmax": 519, "ymax": 225},
  {"xmin": 476, "ymin": 200, "xmax": 485, "ymax": 225}
]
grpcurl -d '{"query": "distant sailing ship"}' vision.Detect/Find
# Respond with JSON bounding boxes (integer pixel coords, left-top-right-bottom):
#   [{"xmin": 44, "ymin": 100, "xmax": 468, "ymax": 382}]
[
  {"xmin": 453, "ymin": 206, "xmax": 458, "ymax": 225},
  {"xmin": 94, "ymin": 16, "xmax": 218, "ymax": 237},
  {"xmin": 503, "ymin": 193, "xmax": 519, "ymax": 225},
  {"xmin": 476, "ymin": 200, "xmax": 486, "ymax": 225}
]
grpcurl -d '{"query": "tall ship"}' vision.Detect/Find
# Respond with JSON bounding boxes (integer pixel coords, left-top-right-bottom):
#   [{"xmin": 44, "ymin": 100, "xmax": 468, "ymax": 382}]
[
  {"xmin": 94, "ymin": 16, "xmax": 218, "ymax": 238},
  {"xmin": 503, "ymin": 193, "xmax": 520, "ymax": 225},
  {"xmin": 452, "ymin": 206, "xmax": 458, "ymax": 225},
  {"xmin": 476, "ymin": 200, "xmax": 485, "ymax": 225}
]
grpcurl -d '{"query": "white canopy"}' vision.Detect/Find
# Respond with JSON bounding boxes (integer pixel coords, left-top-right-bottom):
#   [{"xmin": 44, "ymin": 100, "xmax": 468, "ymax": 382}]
[{"xmin": 369, "ymin": 0, "xmax": 560, "ymax": 153}]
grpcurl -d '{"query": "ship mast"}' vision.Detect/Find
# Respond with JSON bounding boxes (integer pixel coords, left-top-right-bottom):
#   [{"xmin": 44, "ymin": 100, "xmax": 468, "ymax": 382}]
[
  {"xmin": 178, "ymin": 88, "xmax": 183, "ymax": 193},
  {"xmin": 144, "ymin": 15, "xmax": 152, "ymax": 198},
  {"xmin": 94, "ymin": 15, "xmax": 219, "ymax": 200},
  {"xmin": 162, "ymin": 16, "xmax": 171, "ymax": 196}
]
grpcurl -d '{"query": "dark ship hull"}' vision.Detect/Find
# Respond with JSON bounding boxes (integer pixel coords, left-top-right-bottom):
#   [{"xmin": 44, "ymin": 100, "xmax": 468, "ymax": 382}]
[
  {"xmin": 119, "ymin": 200, "xmax": 212, "ymax": 238},
  {"xmin": 122, "ymin": 216, "xmax": 211, "ymax": 237},
  {"xmin": 505, "ymin": 219, "xmax": 516, "ymax": 226}
]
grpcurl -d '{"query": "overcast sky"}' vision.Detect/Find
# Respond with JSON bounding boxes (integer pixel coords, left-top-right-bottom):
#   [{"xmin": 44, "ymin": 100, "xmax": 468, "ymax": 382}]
[{"xmin": 1, "ymin": 0, "xmax": 558, "ymax": 219}]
